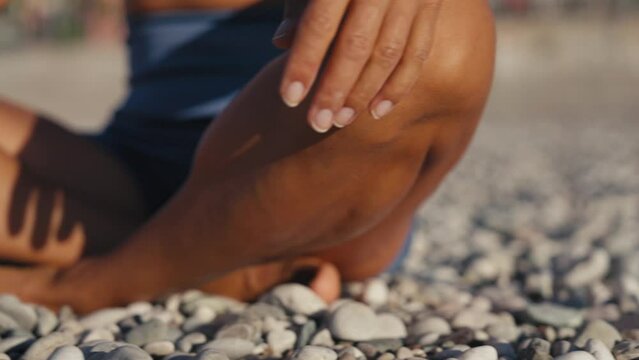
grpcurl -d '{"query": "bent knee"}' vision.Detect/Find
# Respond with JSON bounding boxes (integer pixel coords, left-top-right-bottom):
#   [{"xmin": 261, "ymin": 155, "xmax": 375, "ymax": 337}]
[{"xmin": 413, "ymin": 0, "xmax": 496, "ymax": 119}]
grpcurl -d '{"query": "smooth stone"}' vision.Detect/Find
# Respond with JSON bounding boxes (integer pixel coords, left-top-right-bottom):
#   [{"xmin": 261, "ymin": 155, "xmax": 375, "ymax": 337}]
[
  {"xmin": 362, "ymin": 279, "xmax": 390, "ymax": 307},
  {"xmin": 103, "ymin": 345, "xmax": 152, "ymax": 360},
  {"xmin": 126, "ymin": 302, "xmax": 153, "ymax": 317},
  {"xmin": 269, "ymin": 284, "xmax": 327, "ymax": 316},
  {"xmin": 551, "ymin": 341, "xmax": 573, "ymax": 356},
  {"xmin": 338, "ymin": 352, "xmax": 357, "ymax": 360},
  {"xmin": 182, "ymin": 306, "xmax": 216, "ymax": 333},
  {"xmin": 125, "ymin": 319, "xmax": 169, "ymax": 346},
  {"xmin": 0, "ymin": 312, "xmax": 19, "ymax": 333},
  {"xmin": 181, "ymin": 297, "xmax": 244, "ymax": 316},
  {"xmin": 452, "ymin": 310, "xmax": 495, "ymax": 330},
  {"xmin": 80, "ymin": 309, "xmax": 128, "ymax": 330},
  {"xmin": 215, "ymin": 323, "xmax": 257, "ymax": 342},
  {"xmin": 310, "ymin": 329, "xmax": 334, "ymax": 347},
  {"xmin": 612, "ymin": 340, "xmax": 639, "ymax": 360},
  {"xmin": 292, "ymin": 346, "xmax": 338, "ymax": 360},
  {"xmin": 459, "ymin": 346, "xmax": 498, "ymax": 360},
  {"xmin": 195, "ymin": 350, "xmax": 231, "ymax": 360},
  {"xmin": 0, "ymin": 354, "xmax": 9, "ymax": 360},
  {"xmin": 48, "ymin": 345, "xmax": 85, "ymax": 360},
  {"xmin": 411, "ymin": 317, "xmax": 452, "ymax": 337},
  {"xmin": 328, "ymin": 301, "xmax": 377, "ymax": 341},
  {"xmin": 526, "ymin": 303, "xmax": 584, "ymax": 328},
  {"xmin": 143, "ymin": 341, "xmax": 175, "ymax": 356},
  {"xmin": 574, "ymin": 320, "xmax": 622, "ymax": 349},
  {"xmin": 584, "ymin": 339, "xmax": 615, "ymax": 360},
  {"xmin": 377, "ymin": 352, "xmax": 395, "ymax": 360},
  {"xmin": 375, "ymin": 314, "xmax": 408, "ymax": 339},
  {"xmin": 243, "ymin": 303, "xmax": 287, "ymax": 322},
  {"xmin": 296, "ymin": 320, "xmax": 317, "ymax": 348},
  {"xmin": 339, "ymin": 347, "xmax": 365, "ymax": 360},
  {"xmin": 267, "ymin": 329, "xmax": 296, "ymax": 357},
  {"xmin": 201, "ymin": 338, "xmax": 255, "ymax": 359},
  {"xmin": 554, "ymin": 351, "xmax": 597, "ymax": 360},
  {"xmin": 82, "ymin": 329, "xmax": 115, "ymax": 343},
  {"xmin": 396, "ymin": 347, "xmax": 413, "ymax": 360},
  {"xmin": 82, "ymin": 340, "xmax": 125, "ymax": 354},
  {"xmin": 563, "ymin": 249, "xmax": 610, "ymax": 289},
  {"xmin": 36, "ymin": 307, "xmax": 59, "ymax": 337},
  {"xmin": 177, "ymin": 332, "xmax": 207, "ymax": 353},
  {"xmin": 366, "ymin": 339, "xmax": 404, "ymax": 354},
  {"xmin": 22, "ymin": 332, "xmax": 75, "ymax": 360},
  {"xmin": 0, "ymin": 295, "xmax": 38, "ymax": 331},
  {"xmin": 485, "ymin": 322, "xmax": 520, "ymax": 342}
]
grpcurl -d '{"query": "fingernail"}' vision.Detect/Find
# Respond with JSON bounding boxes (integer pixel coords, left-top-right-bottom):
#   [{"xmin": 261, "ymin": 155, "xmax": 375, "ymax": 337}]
[
  {"xmin": 273, "ymin": 19, "xmax": 292, "ymax": 40},
  {"xmin": 311, "ymin": 109, "xmax": 334, "ymax": 133},
  {"xmin": 334, "ymin": 107, "xmax": 356, "ymax": 128},
  {"xmin": 372, "ymin": 100, "xmax": 394, "ymax": 119},
  {"xmin": 283, "ymin": 81, "xmax": 305, "ymax": 107}
]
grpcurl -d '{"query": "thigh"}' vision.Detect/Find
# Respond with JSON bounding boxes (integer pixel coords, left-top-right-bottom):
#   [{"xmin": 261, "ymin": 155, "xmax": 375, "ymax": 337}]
[{"xmin": 0, "ymin": 100, "xmax": 146, "ymax": 266}]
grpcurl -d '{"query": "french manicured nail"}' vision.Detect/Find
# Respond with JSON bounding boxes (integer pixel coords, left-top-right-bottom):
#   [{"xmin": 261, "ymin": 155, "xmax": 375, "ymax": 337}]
[
  {"xmin": 273, "ymin": 19, "xmax": 292, "ymax": 40},
  {"xmin": 311, "ymin": 109, "xmax": 334, "ymax": 133},
  {"xmin": 283, "ymin": 81, "xmax": 305, "ymax": 107},
  {"xmin": 334, "ymin": 107, "xmax": 356, "ymax": 128},
  {"xmin": 372, "ymin": 100, "xmax": 394, "ymax": 119}
]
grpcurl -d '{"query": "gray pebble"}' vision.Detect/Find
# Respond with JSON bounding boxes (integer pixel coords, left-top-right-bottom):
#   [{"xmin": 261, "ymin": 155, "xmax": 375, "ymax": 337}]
[
  {"xmin": 574, "ymin": 320, "xmax": 622, "ymax": 349},
  {"xmin": 201, "ymin": 338, "xmax": 255, "ymax": 359},
  {"xmin": 0, "ymin": 311, "xmax": 20, "ymax": 333},
  {"xmin": 267, "ymin": 329, "xmax": 296, "ymax": 357},
  {"xmin": 82, "ymin": 329, "xmax": 115, "ymax": 344},
  {"xmin": 309, "ymin": 328, "xmax": 334, "ymax": 347},
  {"xmin": 143, "ymin": 340, "xmax": 175, "ymax": 356},
  {"xmin": 328, "ymin": 301, "xmax": 377, "ymax": 341},
  {"xmin": 243, "ymin": 303, "xmax": 288, "ymax": 322},
  {"xmin": 268, "ymin": 284, "xmax": 327, "ymax": 316},
  {"xmin": 0, "ymin": 295, "xmax": 38, "ymax": 331},
  {"xmin": 177, "ymin": 332, "xmax": 207, "ymax": 353},
  {"xmin": 296, "ymin": 320, "xmax": 317, "ymax": 349},
  {"xmin": 125, "ymin": 319, "xmax": 169, "ymax": 346},
  {"xmin": 526, "ymin": 303, "xmax": 584, "ymax": 328},
  {"xmin": 80, "ymin": 309, "xmax": 128, "ymax": 330},
  {"xmin": 411, "ymin": 317, "xmax": 451, "ymax": 337},
  {"xmin": 48, "ymin": 345, "xmax": 85, "ymax": 360},
  {"xmin": 584, "ymin": 339, "xmax": 615, "ymax": 360},
  {"xmin": 396, "ymin": 347, "xmax": 413, "ymax": 360},
  {"xmin": 35, "ymin": 307, "xmax": 59, "ymax": 337},
  {"xmin": 292, "ymin": 346, "xmax": 338, "ymax": 360},
  {"xmin": 215, "ymin": 323, "xmax": 256, "ymax": 342},
  {"xmin": 375, "ymin": 314, "xmax": 407, "ymax": 339},
  {"xmin": 22, "ymin": 332, "xmax": 75, "ymax": 360},
  {"xmin": 103, "ymin": 345, "xmax": 152, "ymax": 360}
]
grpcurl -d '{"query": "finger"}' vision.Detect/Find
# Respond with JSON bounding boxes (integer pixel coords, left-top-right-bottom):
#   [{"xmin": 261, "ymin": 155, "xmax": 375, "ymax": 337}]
[
  {"xmin": 370, "ymin": 0, "xmax": 442, "ymax": 119},
  {"xmin": 280, "ymin": 0, "xmax": 350, "ymax": 109},
  {"xmin": 308, "ymin": 0, "xmax": 390, "ymax": 132},
  {"xmin": 338, "ymin": 0, "xmax": 418, "ymax": 127}
]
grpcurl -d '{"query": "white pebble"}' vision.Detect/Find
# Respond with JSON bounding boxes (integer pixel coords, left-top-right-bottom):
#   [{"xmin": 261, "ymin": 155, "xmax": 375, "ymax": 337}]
[
  {"xmin": 554, "ymin": 351, "xmax": 598, "ymax": 360},
  {"xmin": 459, "ymin": 346, "xmax": 498, "ymax": 360},
  {"xmin": 48, "ymin": 345, "xmax": 84, "ymax": 360}
]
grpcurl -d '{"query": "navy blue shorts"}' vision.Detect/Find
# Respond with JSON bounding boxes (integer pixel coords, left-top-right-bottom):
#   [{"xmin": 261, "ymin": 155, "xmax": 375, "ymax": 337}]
[{"xmin": 93, "ymin": 4, "xmax": 413, "ymax": 272}]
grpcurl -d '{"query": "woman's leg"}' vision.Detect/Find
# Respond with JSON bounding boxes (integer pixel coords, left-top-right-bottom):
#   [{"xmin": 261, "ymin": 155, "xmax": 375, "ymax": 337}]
[
  {"xmin": 0, "ymin": 100, "xmax": 146, "ymax": 266},
  {"xmin": 70, "ymin": 0, "xmax": 496, "ymax": 308}
]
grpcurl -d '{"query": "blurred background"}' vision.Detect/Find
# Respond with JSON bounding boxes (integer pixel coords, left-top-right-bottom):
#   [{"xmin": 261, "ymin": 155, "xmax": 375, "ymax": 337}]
[{"xmin": 0, "ymin": 0, "xmax": 638, "ymax": 283}]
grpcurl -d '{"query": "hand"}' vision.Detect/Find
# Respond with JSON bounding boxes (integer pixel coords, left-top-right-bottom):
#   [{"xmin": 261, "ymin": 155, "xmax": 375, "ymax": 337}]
[{"xmin": 273, "ymin": 0, "xmax": 443, "ymax": 133}]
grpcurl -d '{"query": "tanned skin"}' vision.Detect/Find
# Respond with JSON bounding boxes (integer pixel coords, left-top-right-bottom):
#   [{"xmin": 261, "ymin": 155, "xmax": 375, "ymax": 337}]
[{"xmin": 0, "ymin": 0, "xmax": 495, "ymax": 312}]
